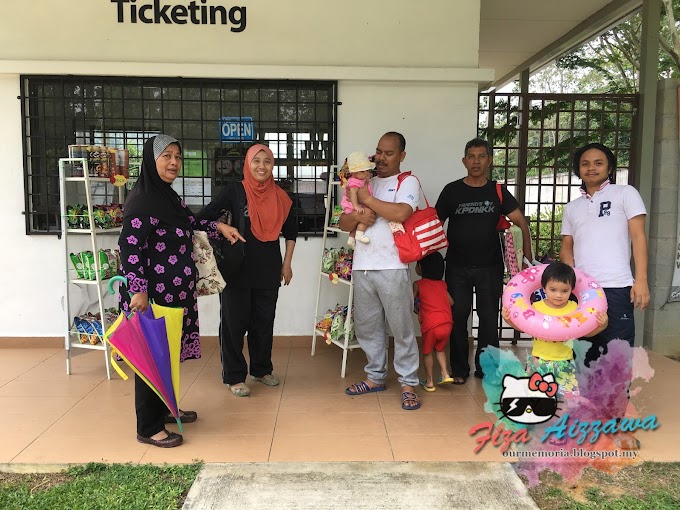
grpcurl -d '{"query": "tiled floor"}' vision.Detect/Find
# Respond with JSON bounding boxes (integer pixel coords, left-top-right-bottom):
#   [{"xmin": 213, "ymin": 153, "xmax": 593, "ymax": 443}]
[{"xmin": 0, "ymin": 336, "xmax": 678, "ymax": 464}]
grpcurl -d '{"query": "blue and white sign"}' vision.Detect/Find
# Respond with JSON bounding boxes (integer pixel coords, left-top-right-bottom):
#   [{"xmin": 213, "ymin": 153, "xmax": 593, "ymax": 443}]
[{"xmin": 219, "ymin": 117, "xmax": 255, "ymax": 142}]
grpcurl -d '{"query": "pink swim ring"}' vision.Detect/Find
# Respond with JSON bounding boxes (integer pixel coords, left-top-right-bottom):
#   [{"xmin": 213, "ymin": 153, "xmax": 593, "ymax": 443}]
[{"xmin": 502, "ymin": 264, "xmax": 608, "ymax": 341}]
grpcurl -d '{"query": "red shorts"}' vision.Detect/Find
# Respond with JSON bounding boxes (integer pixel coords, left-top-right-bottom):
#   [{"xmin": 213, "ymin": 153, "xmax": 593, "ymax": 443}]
[{"xmin": 421, "ymin": 322, "xmax": 452, "ymax": 355}]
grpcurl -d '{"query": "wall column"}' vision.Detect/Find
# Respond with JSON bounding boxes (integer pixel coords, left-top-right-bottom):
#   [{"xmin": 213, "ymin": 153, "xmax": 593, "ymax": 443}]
[
  {"xmin": 635, "ymin": 0, "xmax": 661, "ymax": 347},
  {"xmin": 646, "ymin": 79, "xmax": 680, "ymax": 356}
]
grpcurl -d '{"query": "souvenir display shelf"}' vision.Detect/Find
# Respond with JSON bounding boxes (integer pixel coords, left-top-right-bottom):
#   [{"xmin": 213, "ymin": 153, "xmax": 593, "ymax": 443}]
[
  {"xmin": 311, "ymin": 166, "xmax": 361, "ymax": 377},
  {"xmin": 59, "ymin": 158, "xmax": 125, "ymax": 379}
]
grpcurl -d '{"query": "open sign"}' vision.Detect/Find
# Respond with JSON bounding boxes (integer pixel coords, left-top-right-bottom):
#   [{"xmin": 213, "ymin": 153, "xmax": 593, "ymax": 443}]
[{"xmin": 219, "ymin": 117, "xmax": 254, "ymax": 141}]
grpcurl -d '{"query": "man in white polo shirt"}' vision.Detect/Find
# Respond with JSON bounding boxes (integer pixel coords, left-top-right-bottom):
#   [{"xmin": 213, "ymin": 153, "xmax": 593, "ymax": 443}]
[
  {"xmin": 560, "ymin": 142, "xmax": 650, "ymax": 451},
  {"xmin": 560, "ymin": 142, "xmax": 649, "ymax": 366},
  {"xmin": 339, "ymin": 132, "xmax": 422, "ymax": 411}
]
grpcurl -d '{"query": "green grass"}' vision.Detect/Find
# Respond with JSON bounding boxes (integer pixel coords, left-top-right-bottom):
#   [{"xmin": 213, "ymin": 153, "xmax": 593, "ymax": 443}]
[
  {"xmin": 528, "ymin": 462, "xmax": 680, "ymax": 510},
  {"xmin": 0, "ymin": 462, "xmax": 201, "ymax": 510}
]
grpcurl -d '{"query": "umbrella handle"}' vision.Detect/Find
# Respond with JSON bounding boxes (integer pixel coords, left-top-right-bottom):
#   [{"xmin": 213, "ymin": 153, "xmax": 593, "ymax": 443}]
[{"xmin": 108, "ymin": 275, "xmax": 133, "ymax": 298}]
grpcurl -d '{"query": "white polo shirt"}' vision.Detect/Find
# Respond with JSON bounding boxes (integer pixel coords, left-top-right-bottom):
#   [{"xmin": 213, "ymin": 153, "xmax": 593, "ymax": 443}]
[
  {"xmin": 352, "ymin": 173, "xmax": 420, "ymax": 271},
  {"xmin": 561, "ymin": 183, "xmax": 646, "ymax": 288}
]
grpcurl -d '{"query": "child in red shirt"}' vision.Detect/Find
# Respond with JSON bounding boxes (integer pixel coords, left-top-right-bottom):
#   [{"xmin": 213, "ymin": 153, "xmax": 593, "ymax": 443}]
[{"xmin": 413, "ymin": 252, "xmax": 454, "ymax": 392}]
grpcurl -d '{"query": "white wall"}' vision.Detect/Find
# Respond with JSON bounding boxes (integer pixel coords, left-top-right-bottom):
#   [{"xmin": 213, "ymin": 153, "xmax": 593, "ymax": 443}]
[
  {"xmin": 0, "ymin": 75, "xmax": 67, "ymax": 335},
  {"xmin": 0, "ymin": 1, "xmax": 479, "ymax": 68},
  {"xmin": 0, "ymin": 76, "xmax": 477, "ymax": 336}
]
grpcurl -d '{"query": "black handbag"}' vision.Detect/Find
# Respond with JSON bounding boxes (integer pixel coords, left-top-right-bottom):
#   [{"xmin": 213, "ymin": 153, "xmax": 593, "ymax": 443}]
[{"xmin": 211, "ymin": 183, "xmax": 247, "ymax": 283}]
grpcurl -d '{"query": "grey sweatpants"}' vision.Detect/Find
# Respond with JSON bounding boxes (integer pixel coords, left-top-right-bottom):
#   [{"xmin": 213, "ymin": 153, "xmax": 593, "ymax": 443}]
[{"xmin": 353, "ymin": 269, "xmax": 419, "ymax": 387}]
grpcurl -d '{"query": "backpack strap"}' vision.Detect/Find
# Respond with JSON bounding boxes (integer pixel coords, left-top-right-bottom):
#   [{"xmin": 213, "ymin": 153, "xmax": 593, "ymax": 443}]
[
  {"xmin": 494, "ymin": 181, "xmax": 513, "ymax": 232},
  {"xmin": 396, "ymin": 171, "xmax": 412, "ymax": 188},
  {"xmin": 396, "ymin": 171, "xmax": 430, "ymax": 208},
  {"xmin": 234, "ymin": 182, "xmax": 247, "ymax": 236}
]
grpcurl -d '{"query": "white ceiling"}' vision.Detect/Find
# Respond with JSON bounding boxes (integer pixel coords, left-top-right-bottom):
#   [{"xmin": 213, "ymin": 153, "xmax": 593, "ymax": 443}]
[{"xmin": 479, "ymin": 0, "xmax": 642, "ymax": 89}]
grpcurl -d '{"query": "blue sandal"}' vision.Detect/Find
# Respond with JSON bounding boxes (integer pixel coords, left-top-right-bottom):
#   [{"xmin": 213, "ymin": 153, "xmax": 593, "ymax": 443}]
[
  {"xmin": 401, "ymin": 391, "xmax": 421, "ymax": 410},
  {"xmin": 345, "ymin": 381, "xmax": 386, "ymax": 395}
]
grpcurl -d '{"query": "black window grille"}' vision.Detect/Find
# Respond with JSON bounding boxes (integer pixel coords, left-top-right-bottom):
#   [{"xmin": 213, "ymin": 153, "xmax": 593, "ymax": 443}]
[
  {"xmin": 20, "ymin": 76, "xmax": 337, "ymax": 235},
  {"xmin": 477, "ymin": 91, "xmax": 638, "ymax": 342}
]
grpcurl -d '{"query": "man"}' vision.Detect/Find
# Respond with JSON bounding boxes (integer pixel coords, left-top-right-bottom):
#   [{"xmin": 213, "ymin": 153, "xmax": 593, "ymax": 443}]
[
  {"xmin": 435, "ymin": 138, "xmax": 532, "ymax": 384},
  {"xmin": 560, "ymin": 142, "xmax": 649, "ymax": 451},
  {"xmin": 560, "ymin": 142, "xmax": 649, "ymax": 362},
  {"xmin": 339, "ymin": 132, "xmax": 422, "ymax": 410}
]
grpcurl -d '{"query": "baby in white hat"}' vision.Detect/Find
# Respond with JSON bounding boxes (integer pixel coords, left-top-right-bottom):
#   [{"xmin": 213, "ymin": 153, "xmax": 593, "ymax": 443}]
[{"xmin": 341, "ymin": 152, "xmax": 375, "ymax": 248}]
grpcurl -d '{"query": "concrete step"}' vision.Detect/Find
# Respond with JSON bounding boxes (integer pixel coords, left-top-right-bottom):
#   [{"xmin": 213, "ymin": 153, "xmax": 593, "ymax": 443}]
[{"xmin": 182, "ymin": 461, "xmax": 538, "ymax": 510}]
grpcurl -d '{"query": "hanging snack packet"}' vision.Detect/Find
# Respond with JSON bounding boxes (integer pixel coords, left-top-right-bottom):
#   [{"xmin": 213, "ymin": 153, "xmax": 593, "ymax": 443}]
[
  {"xmin": 329, "ymin": 206, "xmax": 343, "ymax": 227},
  {"xmin": 66, "ymin": 205, "xmax": 81, "ymax": 229},
  {"xmin": 69, "ymin": 253, "xmax": 85, "ymax": 279},
  {"xmin": 72, "ymin": 317, "xmax": 87, "ymax": 343},
  {"xmin": 345, "ymin": 315, "xmax": 354, "ymax": 342},
  {"xmin": 78, "ymin": 205, "xmax": 90, "ymax": 229},
  {"xmin": 112, "ymin": 249, "xmax": 121, "ymax": 273},
  {"xmin": 334, "ymin": 248, "xmax": 353, "ymax": 281},
  {"xmin": 80, "ymin": 251, "xmax": 95, "ymax": 280},
  {"xmin": 105, "ymin": 249, "xmax": 119, "ymax": 277},
  {"xmin": 102, "ymin": 206, "xmax": 115, "ymax": 229},
  {"xmin": 315, "ymin": 309, "xmax": 334, "ymax": 332},
  {"xmin": 89, "ymin": 315, "xmax": 104, "ymax": 344},
  {"xmin": 77, "ymin": 315, "xmax": 97, "ymax": 343},
  {"xmin": 109, "ymin": 204, "xmax": 123, "ymax": 226},
  {"xmin": 330, "ymin": 312, "xmax": 345, "ymax": 342},
  {"xmin": 98, "ymin": 249, "xmax": 111, "ymax": 279},
  {"xmin": 321, "ymin": 248, "xmax": 338, "ymax": 273},
  {"xmin": 104, "ymin": 308, "xmax": 119, "ymax": 326},
  {"xmin": 92, "ymin": 206, "xmax": 107, "ymax": 229}
]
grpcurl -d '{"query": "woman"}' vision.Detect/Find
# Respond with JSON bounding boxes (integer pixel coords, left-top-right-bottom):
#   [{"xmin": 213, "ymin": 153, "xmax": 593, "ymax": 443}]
[
  {"xmin": 118, "ymin": 134, "xmax": 229, "ymax": 447},
  {"xmin": 199, "ymin": 144, "xmax": 297, "ymax": 397}
]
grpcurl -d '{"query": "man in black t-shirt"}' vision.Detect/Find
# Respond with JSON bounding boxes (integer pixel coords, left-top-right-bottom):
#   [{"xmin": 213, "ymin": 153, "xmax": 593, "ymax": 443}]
[{"xmin": 435, "ymin": 138, "xmax": 532, "ymax": 384}]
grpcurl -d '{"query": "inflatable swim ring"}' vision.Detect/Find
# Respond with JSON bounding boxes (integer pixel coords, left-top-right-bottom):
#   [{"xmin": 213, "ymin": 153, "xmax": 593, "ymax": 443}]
[{"xmin": 502, "ymin": 264, "xmax": 607, "ymax": 341}]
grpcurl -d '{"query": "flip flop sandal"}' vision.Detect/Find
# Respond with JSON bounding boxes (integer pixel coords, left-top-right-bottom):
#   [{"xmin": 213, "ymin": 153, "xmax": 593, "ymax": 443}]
[
  {"xmin": 452, "ymin": 377, "xmax": 467, "ymax": 385},
  {"xmin": 401, "ymin": 391, "xmax": 421, "ymax": 410},
  {"xmin": 438, "ymin": 376, "xmax": 454, "ymax": 385},
  {"xmin": 345, "ymin": 381, "xmax": 387, "ymax": 395},
  {"xmin": 419, "ymin": 380, "xmax": 436, "ymax": 392}
]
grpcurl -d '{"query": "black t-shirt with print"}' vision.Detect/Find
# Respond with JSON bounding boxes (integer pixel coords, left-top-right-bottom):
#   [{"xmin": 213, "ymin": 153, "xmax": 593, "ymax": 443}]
[{"xmin": 435, "ymin": 179, "xmax": 519, "ymax": 267}]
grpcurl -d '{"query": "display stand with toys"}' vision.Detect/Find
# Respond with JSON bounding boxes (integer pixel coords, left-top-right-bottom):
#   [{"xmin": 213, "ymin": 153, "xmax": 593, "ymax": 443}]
[
  {"xmin": 312, "ymin": 164, "xmax": 362, "ymax": 377},
  {"xmin": 59, "ymin": 153, "xmax": 128, "ymax": 379}
]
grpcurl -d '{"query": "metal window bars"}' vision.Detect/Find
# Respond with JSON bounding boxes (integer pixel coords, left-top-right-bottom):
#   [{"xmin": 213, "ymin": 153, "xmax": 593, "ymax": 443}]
[
  {"xmin": 20, "ymin": 76, "xmax": 338, "ymax": 236},
  {"xmin": 477, "ymin": 91, "xmax": 638, "ymax": 342}
]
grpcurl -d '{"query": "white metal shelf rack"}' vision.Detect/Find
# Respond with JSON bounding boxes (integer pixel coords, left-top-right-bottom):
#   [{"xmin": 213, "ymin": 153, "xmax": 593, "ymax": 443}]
[
  {"xmin": 311, "ymin": 166, "xmax": 362, "ymax": 377},
  {"xmin": 59, "ymin": 158, "xmax": 125, "ymax": 379}
]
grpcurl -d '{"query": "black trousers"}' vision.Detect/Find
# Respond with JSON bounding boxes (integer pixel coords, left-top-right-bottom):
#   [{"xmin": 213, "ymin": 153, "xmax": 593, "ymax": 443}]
[
  {"xmin": 135, "ymin": 374, "xmax": 168, "ymax": 437},
  {"xmin": 446, "ymin": 263, "xmax": 504, "ymax": 378},
  {"xmin": 219, "ymin": 286, "xmax": 279, "ymax": 385},
  {"xmin": 581, "ymin": 286, "xmax": 635, "ymax": 367}
]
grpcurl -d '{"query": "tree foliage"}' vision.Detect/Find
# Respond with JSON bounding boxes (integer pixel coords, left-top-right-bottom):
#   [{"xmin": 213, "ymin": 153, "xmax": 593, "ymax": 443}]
[
  {"xmin": 551, "ymin": 0, "xmax": 680, "ymax": 93},
  {"xmin": 531, "ymin": 205, "xmax": 564, "ymax": 260},
  {"xmin": 479, "ymin": 96, "xmax": 634, "ymax": 176}
]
